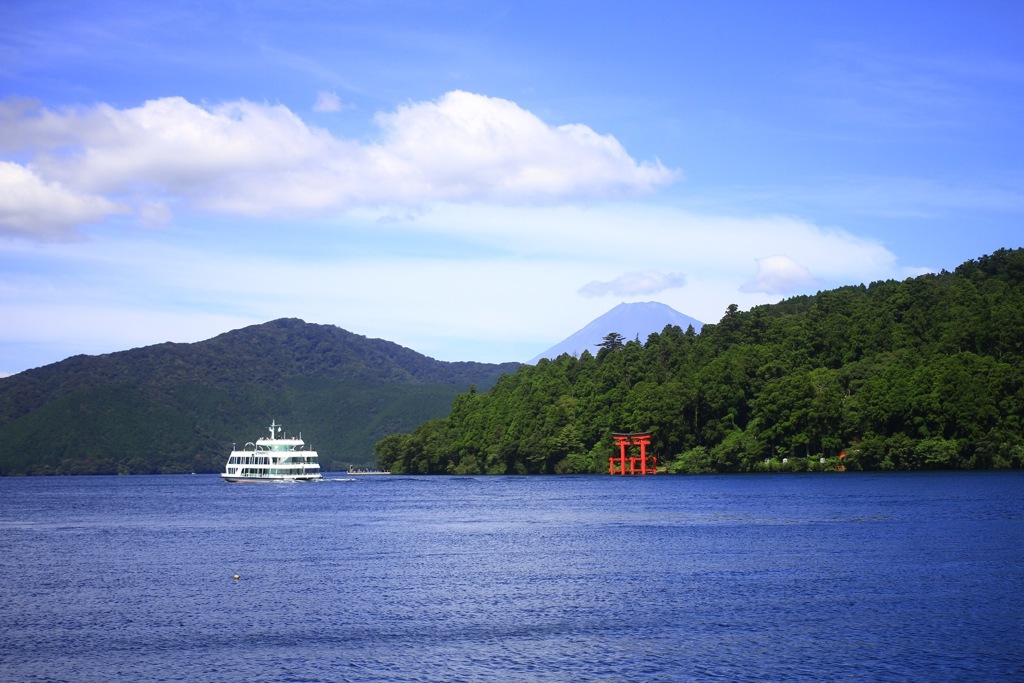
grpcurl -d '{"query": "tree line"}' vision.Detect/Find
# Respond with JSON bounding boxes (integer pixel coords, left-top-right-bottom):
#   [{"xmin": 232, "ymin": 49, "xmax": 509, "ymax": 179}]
[{"xmin": 375, "ymin": 248, "xmax": 1024, "ymax": 474}]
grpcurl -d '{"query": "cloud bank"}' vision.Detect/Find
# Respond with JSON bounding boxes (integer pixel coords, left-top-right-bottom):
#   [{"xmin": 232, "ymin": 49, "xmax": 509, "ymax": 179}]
[
  {"xmin": 0, "ymin": 199, "xmax": 913, "ymax": 372},
  {"xmin": 0, "ymin": 92, "xmax": 679, "ymax": 241}
]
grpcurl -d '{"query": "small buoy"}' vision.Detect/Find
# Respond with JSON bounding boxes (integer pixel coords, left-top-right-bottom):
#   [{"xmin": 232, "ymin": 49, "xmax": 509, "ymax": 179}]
[{"xmin": 233, "ymin": 574, "xmax": 240, "ymax": 581}]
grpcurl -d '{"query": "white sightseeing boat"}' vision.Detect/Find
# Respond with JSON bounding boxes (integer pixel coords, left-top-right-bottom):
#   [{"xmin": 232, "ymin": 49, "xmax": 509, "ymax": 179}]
[{"xmin": 222, "ymin": 420, "xmax": 323, "ymax": 483}]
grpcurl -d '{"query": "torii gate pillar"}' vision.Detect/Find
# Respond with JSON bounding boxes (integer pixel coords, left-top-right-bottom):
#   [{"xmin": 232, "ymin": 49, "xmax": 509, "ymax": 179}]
[{"xmin": 609, "ymin": 432, "xmax": 656, "ymax": 475}]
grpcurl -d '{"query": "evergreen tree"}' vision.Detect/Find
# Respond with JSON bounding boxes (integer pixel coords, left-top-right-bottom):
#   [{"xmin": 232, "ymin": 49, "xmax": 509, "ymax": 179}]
[{"xmin": 376, "ymin": 249, "xmax": 1024, "ymax": 474}]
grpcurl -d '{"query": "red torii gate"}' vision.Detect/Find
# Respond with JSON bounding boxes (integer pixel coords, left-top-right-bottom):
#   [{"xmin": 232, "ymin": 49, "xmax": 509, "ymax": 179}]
[{"xmin": 609, "ymin": 432, "xmax": 657, "ymax": 475}]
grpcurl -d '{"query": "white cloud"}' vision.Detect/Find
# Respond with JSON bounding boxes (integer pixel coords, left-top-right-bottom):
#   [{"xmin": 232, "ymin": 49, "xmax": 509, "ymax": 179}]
[
  {"xmin": 373, "ymin": 91, "xmax": 678, "ymax": 202},
  {"xmin": 740, "ymin": 255, "xmax": 822, "ymax": 294},
  {"xmin": 579, "ymin": 270, "xmax": 688, "ymax": 297},
  {"xmin": 313, "ymin": 91, "xmax": 348, "ymax": 113},
  {"xmin": 27, "ymin": 98, "xmax": 333, "ymax": 197},
  {"xmin": 0, "ymin": 161, "xmax": 125, "ymax": 240},
  {"xmin": 0, "ymin": 92, "xmax": 679, "ymax": 240}
]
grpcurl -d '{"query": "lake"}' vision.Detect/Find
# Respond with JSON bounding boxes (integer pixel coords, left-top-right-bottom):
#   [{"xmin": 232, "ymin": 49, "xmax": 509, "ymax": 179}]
[{"xmin": 1, "ymin": 472, "xmax": 1022, "ymax": 682}]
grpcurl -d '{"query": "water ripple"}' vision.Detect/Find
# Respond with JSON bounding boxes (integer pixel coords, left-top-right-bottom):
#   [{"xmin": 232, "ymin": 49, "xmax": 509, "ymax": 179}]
[{"xmin": 2, "ymin": 472, "xmax": 1022, "ymax": 682}]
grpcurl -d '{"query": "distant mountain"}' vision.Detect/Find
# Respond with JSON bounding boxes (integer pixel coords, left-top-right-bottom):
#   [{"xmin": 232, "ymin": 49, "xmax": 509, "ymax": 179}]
[
  {"xmin": 0, "ymin": 318, "xmax": 520, "ymax": 475},
  {"xmin": 529, "ymin": 301, "xmax": 703, "ymax": 363}
]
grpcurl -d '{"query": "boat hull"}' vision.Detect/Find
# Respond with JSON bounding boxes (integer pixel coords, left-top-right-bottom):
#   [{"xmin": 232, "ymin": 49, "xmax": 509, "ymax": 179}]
[{"xmin": 220, "ymin": 474, "xmax": 322, "ymax": 483}]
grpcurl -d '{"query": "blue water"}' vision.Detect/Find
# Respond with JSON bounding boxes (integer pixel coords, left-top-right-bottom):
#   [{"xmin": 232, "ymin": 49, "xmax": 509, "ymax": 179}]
[{"xmin": 1, "ymin": 472, "xmax": 1022, "ymax": 682}]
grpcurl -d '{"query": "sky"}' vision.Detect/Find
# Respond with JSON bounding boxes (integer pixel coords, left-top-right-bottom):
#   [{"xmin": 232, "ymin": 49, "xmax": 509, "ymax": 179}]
[{"xmin": 1, "ymin": 1, "xmax": 1022, "ymax": 375}]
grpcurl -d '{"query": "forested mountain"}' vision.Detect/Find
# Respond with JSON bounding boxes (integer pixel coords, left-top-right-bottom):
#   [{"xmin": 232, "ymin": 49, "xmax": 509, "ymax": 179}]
[
  {"xmin": 0, "ymin": 319, "xmax": 519, "ymax": 475},
  {"xmin": 376, "ymin": 249, "xmax": 1024, "ymax": 474}
]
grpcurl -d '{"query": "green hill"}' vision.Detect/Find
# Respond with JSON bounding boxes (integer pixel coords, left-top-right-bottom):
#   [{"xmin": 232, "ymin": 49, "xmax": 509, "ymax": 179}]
[
  {"xmin": 376, "ymin": 249, "xmax": 1024, "ymax": 474},
  {"xmin": 0, "ymin": 318, "xmax": 519, "ymax": 475}
]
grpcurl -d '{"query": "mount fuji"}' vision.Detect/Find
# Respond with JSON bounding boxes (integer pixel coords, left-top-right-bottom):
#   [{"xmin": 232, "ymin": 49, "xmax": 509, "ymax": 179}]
[{"xmin": 529, "ymin": 301, "xmax": 704, "ymax": 364}]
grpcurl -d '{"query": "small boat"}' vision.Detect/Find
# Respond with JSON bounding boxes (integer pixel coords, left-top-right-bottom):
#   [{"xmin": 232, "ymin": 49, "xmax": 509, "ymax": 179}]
[
  {"xmin": 222, "ymin": 420, "xmax": 323, "ymax": 483},
  {"xmin": 346, "ymin": 468, "xmax": 392, "ymax": 476}
]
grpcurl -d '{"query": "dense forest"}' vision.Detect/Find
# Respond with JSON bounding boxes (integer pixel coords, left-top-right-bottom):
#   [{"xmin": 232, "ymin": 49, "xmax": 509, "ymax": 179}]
[
  {"xmin": 375, "ymin": 249, "xmax": 1024, "ymax": 474},
  {"xmin": 0, "ymin": 319, "xmax": 518, "ymax": 475}
]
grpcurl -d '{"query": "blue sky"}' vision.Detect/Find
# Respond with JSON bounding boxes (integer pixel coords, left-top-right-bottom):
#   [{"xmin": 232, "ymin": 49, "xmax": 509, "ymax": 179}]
[{"xmin": 2, "ymin": 1, "xmax": 1022, "ymax": 375}]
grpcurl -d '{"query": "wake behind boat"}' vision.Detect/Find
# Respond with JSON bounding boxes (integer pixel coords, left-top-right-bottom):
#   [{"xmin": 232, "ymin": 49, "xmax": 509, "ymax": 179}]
[
  {"xmin": 222, "ymin": 420, "xmax": 323, "ymax": 483},
  {"xmin": 346, "ymin": 468, "xmax": 391, "ymax": 476}
]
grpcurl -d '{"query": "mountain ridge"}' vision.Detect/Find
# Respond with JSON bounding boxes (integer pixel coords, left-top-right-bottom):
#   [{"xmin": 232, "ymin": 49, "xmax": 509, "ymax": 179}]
[{"xmin": 0, "ymin": 318, "xmax": 520, "ymax": 474}]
